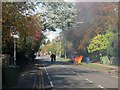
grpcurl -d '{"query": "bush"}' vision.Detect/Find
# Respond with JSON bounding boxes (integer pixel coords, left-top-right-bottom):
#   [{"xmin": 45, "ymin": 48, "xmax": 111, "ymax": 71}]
[
  {"xmin": 91, "ymin": 54, "xmax": 100, "ymax": 62},
  {"xmin": 100, "ymin": 56, "xmax": 110, "ymax": 64}
]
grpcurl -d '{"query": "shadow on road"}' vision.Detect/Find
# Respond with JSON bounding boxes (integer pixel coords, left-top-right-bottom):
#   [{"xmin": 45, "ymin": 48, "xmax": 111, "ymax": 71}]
[
  {"xmin": 36, "ymin": 58, "xmax": 100, "ymax": 75},
  {"xmin": 36, "ymin": 59, "xmax": 73, "ymax": 67}
]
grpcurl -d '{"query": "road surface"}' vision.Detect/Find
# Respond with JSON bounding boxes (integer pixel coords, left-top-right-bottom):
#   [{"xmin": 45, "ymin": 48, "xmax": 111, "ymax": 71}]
[{"xmin": 34, "ymin": 55, "xmax": 118, "ymax": 90}]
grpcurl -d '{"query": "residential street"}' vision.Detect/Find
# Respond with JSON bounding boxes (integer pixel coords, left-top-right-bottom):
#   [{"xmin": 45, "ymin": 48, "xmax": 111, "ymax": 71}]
[
  {"xmin": 5, "ymin": 55, "xmax": 118, "ymax": 90},
  {"xmin": 2, "ymin": 2, "xmax": 119, "ymax": 90},
  {"xmin": 38, "ymin": 56, "xmax": 118, "ymax": 90}
]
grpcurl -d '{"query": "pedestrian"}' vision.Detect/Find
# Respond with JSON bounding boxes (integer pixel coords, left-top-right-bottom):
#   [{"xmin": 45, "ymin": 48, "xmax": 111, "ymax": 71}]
[
  {"xmin": 53, "ymin": 54, "xmax": 56, "ymax": 62},
  {"xmin": 50, "ymin": 53, "xmax": 54, "ymax": 62}
]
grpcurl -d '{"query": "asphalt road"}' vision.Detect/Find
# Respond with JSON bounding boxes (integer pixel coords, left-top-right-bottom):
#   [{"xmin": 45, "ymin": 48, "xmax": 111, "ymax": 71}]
[{"xmin": 35, "ymin": 55, "xmax": 118, "ymax": 90}]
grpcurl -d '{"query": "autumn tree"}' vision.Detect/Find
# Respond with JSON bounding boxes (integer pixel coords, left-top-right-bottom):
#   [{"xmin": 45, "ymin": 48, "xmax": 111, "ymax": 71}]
[
  {"xmin": 2, "ymin": 2, "xmax": 45, "ymax": 66},
  {"xmin": 64, "ymin": 2, "xmax": 118, "ymax": 59}
]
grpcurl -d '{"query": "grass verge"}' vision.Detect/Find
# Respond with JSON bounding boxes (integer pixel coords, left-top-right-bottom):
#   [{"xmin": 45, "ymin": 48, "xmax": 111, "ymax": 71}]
[
  {"xmin": 58, "ymin": 57, "xmax": 118, "ymax": 75},
  {"xmin": 58, "ymin": 57, "xmax": 70, "ymax": 62},
  {"xmin": 80, "ymin": 62, "xmax": 109, "ymax": 71},
  {"xmin": 80, "ymin": 62, "xmax": 119, "ymax": 75}
]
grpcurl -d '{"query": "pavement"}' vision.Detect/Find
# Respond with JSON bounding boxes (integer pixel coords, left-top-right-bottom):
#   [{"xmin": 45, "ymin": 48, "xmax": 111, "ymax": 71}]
[{"xmin": 2, "ymin": 63, "xmax": 37, "ymax": 90}]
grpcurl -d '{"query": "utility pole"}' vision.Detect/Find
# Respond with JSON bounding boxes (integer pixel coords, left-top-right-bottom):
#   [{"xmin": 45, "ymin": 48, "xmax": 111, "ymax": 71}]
[{"xmin": 64, "ymin": 33, "xmax": 67, "ymax": 59}]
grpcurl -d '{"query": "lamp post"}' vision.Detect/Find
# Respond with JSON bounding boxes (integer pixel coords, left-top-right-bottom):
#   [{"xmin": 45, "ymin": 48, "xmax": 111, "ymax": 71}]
[
  {"xmin": 60, "ymin": 37, "xmax": 63, "ymax": 57},
  {"xmin": 64, "ymin": 31, "xmax": 67, "ymax": 59},
  {"xmin": 10, "ymin": 26, "xmax": 19, "ymax": 66},
  {"xmin": 64, "ymin": 25, "xmax": 69, "ymax": 59}
]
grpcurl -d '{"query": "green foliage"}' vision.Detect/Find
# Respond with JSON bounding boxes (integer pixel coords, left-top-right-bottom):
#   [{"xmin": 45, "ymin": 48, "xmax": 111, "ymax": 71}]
[
  {"xmin": 40, "ymin": 2, "xmax": 76, "ymax": 30},
  {"xmin": 100, "ymin": 56, "xmax": 110, "ymax": 64},
  {"xmin": 91, "ymin": 54, "xmax": 100, "ymax": 62},
  {"xmin": 106, "ymin": 33, "xmax": 118, "ymax": 57},
  {"xmin": 87, "ymin": 31, "xmax": 115, "ymax": 53},
  {"xmin": 41, "ymin": 39, "xmax": 64, "ymax": 56}
]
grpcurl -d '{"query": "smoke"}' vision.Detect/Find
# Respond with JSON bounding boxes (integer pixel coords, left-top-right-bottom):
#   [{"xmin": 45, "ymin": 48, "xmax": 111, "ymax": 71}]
[{"xmin": 64, "ymin": 2, "xmax": 99, "ymax": 57}]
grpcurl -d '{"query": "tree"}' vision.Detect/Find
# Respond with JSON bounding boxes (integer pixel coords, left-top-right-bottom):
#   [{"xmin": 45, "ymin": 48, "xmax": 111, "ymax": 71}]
[
  {"xmin": 36, "ymin": 2, "xmax": 76, "ymax": 58},
  {"xmin": 41, "ymin": 36, "xmax": 64, "ymax": 56},
  {"xmin": 92, "ymin": 2, "xmax": 118, "ymax": 34},
  {"xmin": 2, "ymin": 2, "xmax": 45, "ymax": 66},
  {"xmin": 63, "ymin": 2, "xmax": 118, "ymax": 58},
  {"xmin": 38, "ymin": 2, "xmax": 76, "ymax": 31},
  {"xmin": 87, "ymin": 31, "xmax": 115, "ymax": 53},
  {"xmin": 106, "ymin": 33, "xmax": 118, "ymax": 58}
]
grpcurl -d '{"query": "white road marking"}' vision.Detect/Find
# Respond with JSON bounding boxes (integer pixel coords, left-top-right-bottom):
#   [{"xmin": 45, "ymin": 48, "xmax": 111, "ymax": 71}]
[
  {"xmin": 44, "ymin": 67, "xmax": 47, "ymax": 72},
  {"xmin": 67, "ymin": 80, "xmax": 72, "ymax": 82},
  {"xmin": 98, "ymin": 85, "xmax": 108, "ymax": 90},
  {"xmin": 21, "ymin": 74, "xmax": 26, "ymax": 76},
  {"xmin": 72, "ymin": 71, "xmax": 75, "ymax": 73},
  {"xmin": 85, "ymin": 78, "xmax": 93, "ymax": 83},
  {"xmin": 98, "ymin": 85, "xmax": 104, "ymax": 88},
  {"xmin": 43, "ymin": 66, "xmax": 54, "ymax": 87},
  {"xmin": 46, "ymin": 73, "xmax": 49, "ymax": 75},
  {"xmin": 77, "ymin": 75, "xmax": 81, "ymax": 77},
  {"xmin": 44, "ymin": 66, "xmax": 49, "ymax": 77},
  {"xmin": 44, "ymin": 67, "xmax": 46, "ymax": 70},
  {"xmin": 38, "ymin": 67, "xmax": 42, "ymax": 70},
  {"xmin": 48, "ymin": 76, "xmax": 51, "ymax": 80},
  {"xmin": 50, "ymin": 81, "xmax": 54, "ymax": 87},
  {"xmin": 67, "ymin": 68, "xmax": 70, "ymax": 70},
  {"xmin": 76, "ymin": 73, "xmax": 82, "ymax": 77}
]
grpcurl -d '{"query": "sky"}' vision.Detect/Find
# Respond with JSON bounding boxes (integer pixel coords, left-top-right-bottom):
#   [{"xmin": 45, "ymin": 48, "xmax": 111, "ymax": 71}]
[
  {"xmin": 35, "ymin": 2, "xmax": 63, "ymax": 42},
  {"xmin": 44, "ymin": 29, "xmax": 62, "ymax": 41},
  {"xmin": 35, "ymin": 0, "xmax": 119, "ymax": 42},
  {"xmin": 63, "ymin": 0, "xmax": 76, "ymax": 1}
]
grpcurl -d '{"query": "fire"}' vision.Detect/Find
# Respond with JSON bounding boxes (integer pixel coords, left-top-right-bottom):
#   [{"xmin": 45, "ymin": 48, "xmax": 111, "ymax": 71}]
[{"xmin": 74, "ymin": 55, "xmax": 83, "ymax": 64}]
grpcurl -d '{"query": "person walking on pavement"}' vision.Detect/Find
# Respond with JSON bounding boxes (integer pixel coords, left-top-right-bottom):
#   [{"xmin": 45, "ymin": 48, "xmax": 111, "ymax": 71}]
[
  {"xmin": 50, "ymin": 53, "xmax": 54, "ymax": 62},
  {"xmin": 53, "ymin": 53, "xmax": 56, "ymax": 62},
  {"xmin": 50, "ymin": 53, "xmax": 56, "ymax": 62}
]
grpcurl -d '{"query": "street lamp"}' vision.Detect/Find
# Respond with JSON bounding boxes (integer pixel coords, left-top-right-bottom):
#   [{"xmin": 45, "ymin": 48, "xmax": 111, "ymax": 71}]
[
  {"xmin": 64, "ymin": 34, "xmax": 67, "ymax": 59},
  {"xmin": 64, "ymin": 26, "xmax": 69, "ymax": 59},
  {"xmin": 10, "ymin": 26, "xmax": 19, "ymax": 66}
]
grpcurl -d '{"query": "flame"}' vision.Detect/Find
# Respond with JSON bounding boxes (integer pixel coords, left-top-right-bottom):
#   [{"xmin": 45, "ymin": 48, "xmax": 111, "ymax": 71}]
[{"xmin": 74, "ymin": 55, "xmax": 83, "ymax": 64}]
